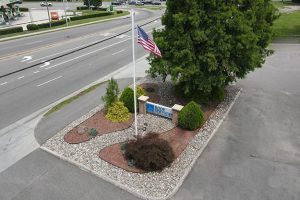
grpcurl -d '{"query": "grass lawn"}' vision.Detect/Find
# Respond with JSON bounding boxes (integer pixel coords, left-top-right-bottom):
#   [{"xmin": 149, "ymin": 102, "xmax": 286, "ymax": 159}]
[
  {"xmin": 0, "ymin": 11, "xmax": 129, "ymax": 39},
  {"xmin": 273, "ymin": 10, "xmax": 300, "ymax": 37}
]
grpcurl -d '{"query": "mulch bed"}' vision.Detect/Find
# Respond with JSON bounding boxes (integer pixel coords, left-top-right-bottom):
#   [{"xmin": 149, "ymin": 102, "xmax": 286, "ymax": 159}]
[
  {"xmin": 98, "ymin": 105, "xmax": 215, "ymax": 173},
  {"xmin": 139, "ymin": 83, "xmax": 160, "ymax": 103},
  {"xmin": 98, "ymin": 127, "xmax": 195, "ymax": 173},
  {"xmin": 64, "ymin": 110, "xmax": 134, "ymax": 144}
]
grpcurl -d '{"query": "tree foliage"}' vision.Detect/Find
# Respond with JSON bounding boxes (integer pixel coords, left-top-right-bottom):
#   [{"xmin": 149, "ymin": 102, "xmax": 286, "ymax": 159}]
[
  {"xmin": 101, "ymin": 78, "xmax": 119, "ymax": 110},
  {"xmin": 148, "ymin": 0, "xmax": 278, "ymax": 101},
  {"xmin": 83, "ymin": 0, "xmax": 102, "ymax": 8}
]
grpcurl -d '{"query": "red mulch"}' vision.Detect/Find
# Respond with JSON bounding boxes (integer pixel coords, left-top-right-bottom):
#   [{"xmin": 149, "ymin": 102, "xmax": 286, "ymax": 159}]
[
  {"xmin": 64, "ymin": 110, "xmax": 134, "ymax": 144},
  {"xmin": 98, "ymin": 127, "xmax": 195, "ymax": 173}
]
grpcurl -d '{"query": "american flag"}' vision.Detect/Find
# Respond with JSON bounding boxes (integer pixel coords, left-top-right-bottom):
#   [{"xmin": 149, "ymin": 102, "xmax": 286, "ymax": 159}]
[{"xmin": 137, "ymin": 26, "xmax": 162, "ymax": 57}]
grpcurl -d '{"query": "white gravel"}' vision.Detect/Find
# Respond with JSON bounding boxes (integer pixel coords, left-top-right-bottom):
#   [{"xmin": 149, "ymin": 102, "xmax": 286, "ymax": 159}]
[{"xmin": 41, "ymin": 81, "xmax": 241, "ymax": 200}]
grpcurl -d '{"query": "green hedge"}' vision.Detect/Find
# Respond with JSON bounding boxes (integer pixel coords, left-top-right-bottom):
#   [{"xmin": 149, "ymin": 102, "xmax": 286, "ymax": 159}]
[
  {"xmin": 27, "ymin": 24, "xmax": 39, "ymax": 31},
  {"xmin": 0, "ymin": 26, "xmax": 23, "ymax": 35},
  {"xmin": 178, "ymin": 101, "xmax": 204, "ymax": 131},
  {"xmin": 77, "ymin": 6, "xmax": 107, "ymax": 11},
  {"xmin": 70, "ymin": 12, "xmax": 113, "ymax": 21},
  {"xmin": 37, "ymin": 20, "xmax": 66, "ymax": 29},
  {"xmin": 19, "ymin": 7, "xmax": 29, "ymax": 12}
]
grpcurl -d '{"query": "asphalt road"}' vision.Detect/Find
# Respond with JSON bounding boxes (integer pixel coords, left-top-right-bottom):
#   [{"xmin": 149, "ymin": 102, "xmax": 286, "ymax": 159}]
[
  {"xmin": 0, "ymin": 8, "xmax": 163, "ymax": 129},
  {"xmin": 0, "ymin": 42, "xmax": 299, "ymax": 200}
]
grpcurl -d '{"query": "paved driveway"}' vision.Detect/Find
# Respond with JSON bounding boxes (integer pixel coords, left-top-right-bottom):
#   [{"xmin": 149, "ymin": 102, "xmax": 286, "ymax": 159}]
[
  {"xmin": 172, "ymin": 43, "xmax": 300, "ymax": 200},
  {"xmin": 0, "ymin": 43, "xmax": 299, "ymax": 200}
]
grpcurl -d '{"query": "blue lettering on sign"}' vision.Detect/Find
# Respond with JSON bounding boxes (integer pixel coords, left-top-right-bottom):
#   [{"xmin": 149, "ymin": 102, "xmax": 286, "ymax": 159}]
[{"xmin": 146, "ymin": 102, "xmax": 172, "ymax": 119}]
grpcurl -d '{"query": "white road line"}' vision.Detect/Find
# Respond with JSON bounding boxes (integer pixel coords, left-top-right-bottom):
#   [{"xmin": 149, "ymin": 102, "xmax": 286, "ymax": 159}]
[
  {"xmin": 112, "ymin": 49, "xmax": 125, "ymax": 55},
  {"xmin": 0, "ymin": 82, "xmax": 8, "ymax": 86},
  {"xmin": 102, "ymin": 33, "xmax": 113, "ymax": 36},
  {"xmin": 25, "ymin": 40, "xmax": 42, "ymax": 45},
  {"xmin": 45, "ymin": 39, "xmax": 130, "ymax": 70},
  {"xmin": 17, "ymin": 76, "xmax": 25, "ymax": 80},
  {"xmin": 116, "ymin": 34, "xmax": 127, "ymax": 39},
  {"xmin": 33, "ymin": 71, "xmax": 40, "ymax": 74},
  {"xmin": 36, "ymin": 76, "xmax": 62, "ymax": 87}
]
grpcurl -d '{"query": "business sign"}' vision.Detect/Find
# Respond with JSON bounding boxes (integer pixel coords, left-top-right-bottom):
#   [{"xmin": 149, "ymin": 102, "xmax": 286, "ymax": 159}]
[{"xmin": 146, "ymin": 102, "xmax": 172, "ymax": 119}]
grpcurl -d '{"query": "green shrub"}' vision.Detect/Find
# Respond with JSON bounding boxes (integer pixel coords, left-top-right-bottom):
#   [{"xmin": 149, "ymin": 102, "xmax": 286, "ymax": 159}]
[
  {"xmin": 120, "ymin": 87, "xmax": 145, "ymax": 113},
  {"xmin": 105, "ymin": 101, "xmax": 131, "ymax": 122},
  {"xmin": 0, "ymin": 26, "xmax": 23, "ymax": 35},
  {"xmin": 70, "ymin": 12, "xmax": 113, "ymax": 21},
  {"xmin": 37, "ymin": 20, "xmax": 66, "ymax": 29},
  {"xmin": 27, "ymin": 24, "xmax": 39, "ymax": 31},
  {"xmin": 88, "ymin": 128, "xmax": 98, "ymax": 136},
  {"xmin": 125, "ymin": 134, "xmax": 175, "ymax": 172},
  {"xmin": 211, "ymin": 87, "xmax": 225, "ymax": 102},
  {"xmin": 116, "ymin": 10, "xmax": 123, "ymax": 14},
  {"xmin": 77, "ymin": 6, "xmax": 89, "ymax": 10},
  {"xmin": 101, "ymin": 78, "xmax": 119, "ymax": 110},
  {"xmin": 178, "ymin": 101, "xmax": 204, "ymax": 130},
  {"xmin": 19, "ymin": 7, "xmax": 29, "ymax": 12}
]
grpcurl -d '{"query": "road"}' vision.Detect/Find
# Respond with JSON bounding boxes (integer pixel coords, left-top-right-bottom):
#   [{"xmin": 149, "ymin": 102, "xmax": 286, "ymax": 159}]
[{"xmin": 0, "ymin": 8, "xmax": 163, "ymax": 129}]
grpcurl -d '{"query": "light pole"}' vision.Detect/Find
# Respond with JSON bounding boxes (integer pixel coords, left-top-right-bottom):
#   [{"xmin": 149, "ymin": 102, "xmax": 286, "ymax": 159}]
[{"xmin": 45, "ymin": 0, "xmax": 51, "ymax": 28}]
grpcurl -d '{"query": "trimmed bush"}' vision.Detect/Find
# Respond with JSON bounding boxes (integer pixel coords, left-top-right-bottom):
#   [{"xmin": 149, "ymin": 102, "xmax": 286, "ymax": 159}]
[
  {"xmin": 70, "ymin": 12, "xmax": 113, "ymax": 21},
  {"xmin": 88, "ymin": 128, "xmax": 98, "ymax": 136},
  {"xmin": 0, "ymin": 27, "xmax": 23, "ymax": 35},
  {"xmin": 116, "ymin": 10, "xmax": 123, "ymax": 14},
  {"xmin": 125, "ymin": 134, "xmax": 175, "ymax": 172},
  {"xmin": 101, "ymin": 78, "xmax": 119, "ymax": 110},
  {"xmin": 178, "ymin": 101, "xmax": 204, "ymax": 130},
  {"xmin": 19, "ymin": 7, "xmax": 29, "ymax": 12},
  {"xmin": 37, "ymin": 20, "xmax": 66, "ymax": 29},
  {"xmin": 27, "ymin": 24, "xmax": 39, "ymax": 31},
  {"xmin": 211, "ymin": 87, "xmax": 225, "ymax": 102},
  {"xmin": 120, "ymin": 87, "xmax": 145, "ymax": 113},
  {"xmin": 77, "ymin": 6, "xmax": 90, "ymax": 10},
  {"xmin": 105, "ymin": 101, "xmax": 131, "ymax": 122}
]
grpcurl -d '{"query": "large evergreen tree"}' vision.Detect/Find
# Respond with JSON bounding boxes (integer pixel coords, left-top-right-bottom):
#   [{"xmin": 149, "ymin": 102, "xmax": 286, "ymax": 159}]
[{"xmin": 148, "ymin": 0, "xmax": 278, "ymax": 101}]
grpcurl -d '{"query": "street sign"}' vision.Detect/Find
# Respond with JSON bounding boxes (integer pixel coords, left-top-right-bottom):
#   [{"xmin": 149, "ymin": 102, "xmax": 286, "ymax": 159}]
[{"xmin": 146, "ymin": 102, "xmax": 172, "ymax": 119}]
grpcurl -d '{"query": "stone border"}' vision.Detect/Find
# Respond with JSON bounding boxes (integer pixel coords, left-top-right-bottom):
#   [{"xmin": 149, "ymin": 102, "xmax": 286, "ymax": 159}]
[{"xmin": 41, "ymin": 85, "xmax": 242, "ymax": 200}]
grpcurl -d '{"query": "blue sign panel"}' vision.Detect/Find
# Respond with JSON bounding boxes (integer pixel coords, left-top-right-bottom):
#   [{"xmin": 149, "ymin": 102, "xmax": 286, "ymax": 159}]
[{"xmin": 146, "ymin": 102, "xmax": 172, "ymax": 119}]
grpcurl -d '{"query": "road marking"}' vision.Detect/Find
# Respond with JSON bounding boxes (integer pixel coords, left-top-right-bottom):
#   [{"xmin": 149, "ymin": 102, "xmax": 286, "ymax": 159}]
[
  {"xmin": 36, "ymin": 76, "xmax": 63, "ymax": 87},
  {"xmin": 116, "ymin": 34, "xmax": 127, "ymax": 39},
  {"xmin": 45, "ymin": 39, "xmax": 130, "ymax": 70},
  {"xmin": 33, "ymin": 71, "xmax": 40, "ymax": 74},
  {"xmin": 102, "ymin": 33, "xmax": 113, "ymax": 36},
  {"xmin": 25, "ymin": 40, "xmax": 42, "ymax": 45},
  {"xmin": 112, "ymin": 49, "xmax": 125, "ymax": 55},
  {"xmin": 0, "ymin": 82, "xmax": 8, "ymax": 86},
  {"xmin": 17, "ymin": 76, "xmax": 25, "ymax": 80},
  {"xmin": 21, "ymin": 56, "xmax": 32, "ymax": 62},
  {"xmin": 39, "ymin": 61, "xmax": 50, "ymax": 68}
]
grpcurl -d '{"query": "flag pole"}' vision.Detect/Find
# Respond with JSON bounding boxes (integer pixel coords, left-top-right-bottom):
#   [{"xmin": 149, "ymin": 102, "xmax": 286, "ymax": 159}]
[{"xmin": 131, "ymin": 9, "xmax": 138, "ymax": 138}]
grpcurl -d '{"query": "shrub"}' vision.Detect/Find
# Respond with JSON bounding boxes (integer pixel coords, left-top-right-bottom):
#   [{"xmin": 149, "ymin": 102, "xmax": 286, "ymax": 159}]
[
  {"xmin": 120, "ymin": 86, "xmax": 145, "ymax": 113},
  {"xmin": 19, "ymin": 7, "xmax": 29, "ymax": 12},
  {"xmin": 88, "ymin": 128, "xmax": 98, "ymax": 136},
  {"xmin": 0, "ymin": 27, "xmax": 23, "ymax": 35},
  {"xmin": 27, "ymin": 24, "xmax": 39, "ymax": 31},
  {"xmin": 125, "ymin": 134, "xmax": 175, "ymax": 172},
  {"xmin": 105, "ymin": 101, "xmax": 131, "ymax": 122},
  {"xmin": 37, "ymin": 20, "xmax": 66, "ymax": 29},
  {"xmin": 211, "ymin": 87, "xmax": 225, "ymax": 102},
  {"xmin": 102, "ymin": 78, "xmax": 119, "ymax": 110},
  {"xmin": 178, "ymin": 101, "xmax": 204, "ymax": 130},
  {"xmin": 116, "ymin": 10, "xmax": 123, "ymax": 14},
  {"xmin": 70, "ymin": 12, "xmax": 113, "ymax": 21},
  {"xmin": 77, "ymin": 6, "xmax": 89, "ymax": 10}
]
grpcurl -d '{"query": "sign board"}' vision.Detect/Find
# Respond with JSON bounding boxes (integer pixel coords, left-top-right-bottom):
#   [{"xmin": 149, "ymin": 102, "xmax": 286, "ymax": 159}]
[{"xmin": 146, "ymin": 102, "xmax": 172, "ymax": 119}]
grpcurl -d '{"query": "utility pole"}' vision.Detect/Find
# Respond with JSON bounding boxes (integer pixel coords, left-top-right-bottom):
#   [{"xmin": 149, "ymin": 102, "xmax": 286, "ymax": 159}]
[{"xmin": 45, "ymin": 0, "xmax": 51, "ymax": 28}]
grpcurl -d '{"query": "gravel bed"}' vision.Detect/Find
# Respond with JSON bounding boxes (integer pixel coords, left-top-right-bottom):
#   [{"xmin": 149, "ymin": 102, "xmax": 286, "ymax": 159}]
[{"xmin": 41, "ymin": 80, "xmax": 241, "ymax": 200}]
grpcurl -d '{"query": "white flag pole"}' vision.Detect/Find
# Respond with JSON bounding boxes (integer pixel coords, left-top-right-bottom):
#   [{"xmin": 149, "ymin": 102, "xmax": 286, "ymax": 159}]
[{"xmin": 131, "ymin": 9, "xmax": 138, "ymax": 138}]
